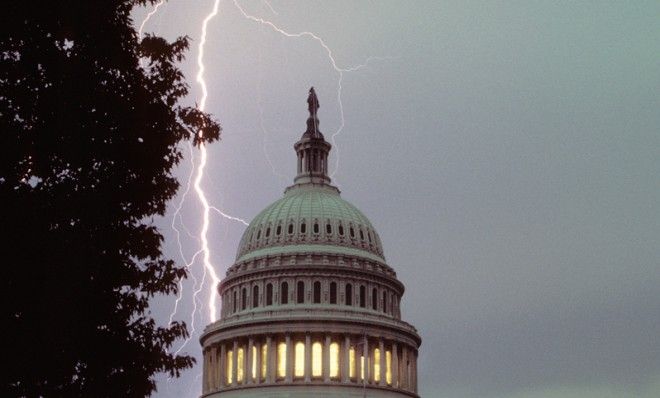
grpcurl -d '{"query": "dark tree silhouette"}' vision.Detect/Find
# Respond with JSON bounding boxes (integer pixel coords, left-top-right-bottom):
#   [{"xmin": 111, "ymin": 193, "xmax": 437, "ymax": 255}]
[{"xmin": 1, "ymin": 1, "xmax": 220, "ymax": 396}]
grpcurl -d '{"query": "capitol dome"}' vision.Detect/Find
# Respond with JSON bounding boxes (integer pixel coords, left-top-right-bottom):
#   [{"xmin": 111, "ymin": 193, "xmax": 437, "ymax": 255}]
[
  {"xmin": 200, "ymin": 88, "xmax": 420, "ymax": 398},
  {"xmin": 236, "ymin": 182, "xmax": 385, "ymax": 263}
]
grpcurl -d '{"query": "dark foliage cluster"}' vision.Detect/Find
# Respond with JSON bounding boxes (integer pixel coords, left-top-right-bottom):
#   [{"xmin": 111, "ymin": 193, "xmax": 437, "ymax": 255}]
[{"xmin": 1, "ymin": 1, "xmax": 220, "ymax": 396}]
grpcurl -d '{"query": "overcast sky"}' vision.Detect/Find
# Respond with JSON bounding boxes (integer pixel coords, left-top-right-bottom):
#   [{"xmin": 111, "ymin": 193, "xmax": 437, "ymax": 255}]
[{"xmin": 133, "ymin": 1, "xmax": 660, "ymax": 397}]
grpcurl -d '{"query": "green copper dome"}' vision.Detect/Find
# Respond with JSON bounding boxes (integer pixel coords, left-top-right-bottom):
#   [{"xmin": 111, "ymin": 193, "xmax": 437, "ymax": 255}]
[{"xmin": 236, "ymin": 183, "xmax": 385, "ymax": 262}]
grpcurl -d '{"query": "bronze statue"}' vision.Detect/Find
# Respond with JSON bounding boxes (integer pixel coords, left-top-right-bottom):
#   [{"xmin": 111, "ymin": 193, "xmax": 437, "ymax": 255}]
[{"xmin": 307, "ymin": 87, "xmax": 319, "ymax": 117}]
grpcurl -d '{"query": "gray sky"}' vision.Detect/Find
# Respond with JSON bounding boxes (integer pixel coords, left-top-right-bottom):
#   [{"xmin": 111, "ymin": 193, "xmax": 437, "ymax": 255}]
[{"xmin": 134, "ymin": 1, "xmax": 660, "ymax": 397}]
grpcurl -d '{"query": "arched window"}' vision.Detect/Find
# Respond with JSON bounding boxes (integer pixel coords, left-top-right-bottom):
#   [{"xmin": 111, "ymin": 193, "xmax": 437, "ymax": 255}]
[
  {"xmin": 297, "ymin": 281, "xmax": 305, "ymax": 304},
  {"xmin": 252, "ymin": 285, "xmax": 259, "ymax": 308},
  {"xmin": 256, "ymin": 229, "xmax": 261, "ymax": 240},
  {"xmin": 359, "ymin": 229, "xmax": 365, "ymax": 241},
  {"xmin": 233, "ymin": 290, "xmax": 237, "ymax": 312},
  {"xmin": 383, "ymin": 291, "xmax": 388, "ymax": 313},
  {"xmin": 359, "ymin": 285, "xmax": 366, "ymax": 308},
  {"xmin": 288, "ymin": 223, "xmax": 294, "ymax": 234},
  {"xmin": 345, "ymin": 283, "xmax": 353, "ymax": 306},
  {"xmin": 326, "ymin": 223, "xmax": 332, "ymax": 234},
  {"xmin": 281, "ymin": 281, "xmax": 289, "ymax": 305},
  {"xmin": 300, "ymin": 222, "xmax": 306, "ymax": 234},
  {"xmin": 338, "ymin": 224, "xmax": 344, "ymax": 236},
  {"xmin": 372, "ymin": 287, "xmax": 378, "ymax": 310},
  {"xmin": 330, "ymin": 282, "xmax": 337, "ymax": 304},
  {"xmin": 294, "ymin": 342, "xmax": 305, "ymax": 378},
  {"xmin": 276, "ymin": 225, "xmax": 281, "ymax": 235},
  {"xmin": 266, "ymin": 283, "xmax": 273, "ymax": 306},
  {"xmin": 313, "ymin": 281, "xmax": 321, "ymax": 303},
  {"xmin": 368, "ymin": 230, "xmax": 372, "ymax": 243},
  {"xmin": 350, "ymin": 226, "xmax": 355, "ymax": 238},
  {"xmin": 241, "ymin": 287, "xmax": 247, "ymax": 310},
  {"xmin": 312, "ymin": 342, "xmax": 322, "ymax": 377},
  {"xmin": 313, "ymin": 222, "xmax": 319, "ymax": 234},
  {"xmin": 266, "ymin": 227, "xmax": 270, "ymax": 237}
]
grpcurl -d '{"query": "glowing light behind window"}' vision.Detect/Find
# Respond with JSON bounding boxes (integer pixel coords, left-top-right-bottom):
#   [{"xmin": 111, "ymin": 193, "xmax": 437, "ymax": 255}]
[
  {"xmin": 226, "ymin": 349, "xmax": 233, "ymax": 384},
  {"xmin": 329, "ymin": 342, "xmax": 339, "ymax": 378},
  {"xmin": 374, "ymin": 348, "xmax": 381, "ymax": 382},
  {"xmin": 237, "ymin": 347, "xmax": 244, "ymax": 383},
  {"xmin": 360, "ymin": 355, "xmax": 365, "ymax": 381},
  {"xmin": 251, "ymin": 345, "xmax": 257, "ymax": 380},
  {"xmin": 349, "ymin": 347, "xmax": 356, "ymax": 379},
  {"xmin": 277, "ymin": 342, "xmax": 287, "ymax": 378},
  {"xmin": 261, "ymin": 344, "xmax": 268, "ymax": 380},
  {"xmin": 295, "ymin": 342, "xmax": 305, "ymax": 377},
  {"xmin": 312, "ymin": 342, "xmax": 323, "ymax": 377},
  {"xmin": 386, "ymin": 350, "xmax": 392, "ymax": 385}
]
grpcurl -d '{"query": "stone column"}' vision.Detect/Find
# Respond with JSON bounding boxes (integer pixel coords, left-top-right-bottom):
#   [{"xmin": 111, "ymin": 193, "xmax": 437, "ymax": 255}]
[
  {"xmin": 285, "ymin": 334, "xmax": 293, "ymax": 382},
  {"xmin": 342, "ymin": 335, "xmax": 350, "ymax": 383},
  {"xmin": 266, "ymin": 335, "xmax": 274, "ymax": 383},
  {"xmin": 379, "ymin": 339, "xmax": 386, "ymax": 386},
  {"xmin": 400, "ymin": 345, "xmax": 408, "ymax": 390},
  {"xmin": 202, "ymin": 349, "xmax": 208, "ymax": 393},
  {"xmin": 220, "ymin": 344, "xmax": 226, "ymax": 388},
  {"xmin": 247, "ymin": 338, "xmax": 254, "ymax": 384},
  {"xmin": 304, "ymin": 334, "xmax": 312, "ymax": 382},
  {"xmin": 209, "ymin": 346, "xmax": 220, "ymax": 391},
  {"xmin": 231, "ymin": 340, "xmax": 238, "ymax": 387},
  {"xmin": 413, "ymin": 350, "xmax": 418, "ymax": 392},
  {"xmin": 392, "ymin": 342, "xmax": 399, "ymax": 388},
  {"xmin": 323, "ymin": 334, "xmax": 331, "ymax": 382}
]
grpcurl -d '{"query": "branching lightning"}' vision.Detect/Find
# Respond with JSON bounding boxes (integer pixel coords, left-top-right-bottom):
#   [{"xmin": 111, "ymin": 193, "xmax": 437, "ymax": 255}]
[{"xmin": 138, "ymin": 0, "xmax": 165, "ymax": 38}]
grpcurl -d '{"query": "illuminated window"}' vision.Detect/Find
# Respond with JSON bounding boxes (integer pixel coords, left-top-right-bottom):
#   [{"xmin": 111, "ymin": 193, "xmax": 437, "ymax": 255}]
[
  {"xmin": 346, "ymin": 284, "xmax": 353, "ymax": 306},
  {"xmin": 360, "ymin": 285, "xmax": 366, "ymax": 308},
  {"xmin": 312, "ymin": 342, "xmax": 322, "ymax": 377},
  {"xmin": 330, "ymin": 282, "xmax": 337, "ymax": 304},
  {"xmin": 297, "ymin": 281, "xmax": 305, "ymax": 303},
  {"xmin": 281, "ymin": 281, "xmax": 289, "ymax": 305},
  {"xmin": 386, "ymin": 350, "xmax": 392, "ymax": 385},
  {"xmin": 313, "ymin": 281, "xmax": 321, "ymax": 303},
  {"xmin": 226, "ymin": 349, "xmax": 233, "ymax": 384},
  {"xmin": 252, "ymin": 285, "xmax": 259, "ymax": 308},
  {"xmin": 374, "ymin": 348, "xmax": 381, "ymax": 382},
  {"xmin": 294, "ymin": 342, "xmax": 305, "ymax": 378},
  {"xmin": 329, "ymin": 342, "xmax": 339, "ymax": 379},
  {"xmin": 277, "ymin": 342, "xmax": 286, "ymax": 379},
  {"xmin": 251, "ymin": 345, "xmax": 257, "ymax": 381},
  {"xmin": 237, "ymin": 347, "xmax": 244, "ymax": 383},
  {"xmin": 349, "ymin": 347, "xmax": 356, "ymax": 379},
  {"xmin": 261, "ymin": 344, "xmax": 267, "ymax": 380},
  {"xmin": 360, "ymin": 354, "xmax": 365, "ymax": 381},
  {"xmin": 372, "ymin": 287, "xmax": 378, "ymax": 310},
  {"xmin": 266, "ymin": 283, "xmax": 273, "ymax": 306}
]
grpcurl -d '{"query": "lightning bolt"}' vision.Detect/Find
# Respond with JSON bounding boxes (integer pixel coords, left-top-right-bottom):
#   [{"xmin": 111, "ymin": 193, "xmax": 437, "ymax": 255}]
[
  {"xmin": 138, "ymin": 2, "xmax": 392, "ymax": 395},
  {"xmin": 138, "ymin": 0, "xmax": 165, "ymax": 38},
  {"xmin": 231, "ymin": 0, "xmax": 391, "ymax": 181}
]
